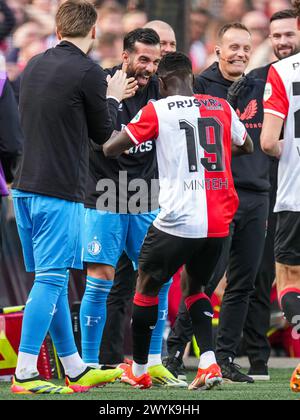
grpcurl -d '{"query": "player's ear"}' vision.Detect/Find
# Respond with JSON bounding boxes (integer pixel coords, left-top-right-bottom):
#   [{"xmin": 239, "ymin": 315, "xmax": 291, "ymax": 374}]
[
  {"xmin": 298, "ymin": 17, "xmax": 300, "ymax": 31},
  {"xmin": 158, "ymin": 77, "xmax": 167, "ymax": 92},
  {"xmin": 56, "ymin": 27, "xmax": 62, "ymax": 41},
  {"xmin": 122, "ymin": 51, "xmax": 130, "ymax": 66},
  {"xmin": 91, "ymin": 25, "xmax": 96, "ymax": 40}
]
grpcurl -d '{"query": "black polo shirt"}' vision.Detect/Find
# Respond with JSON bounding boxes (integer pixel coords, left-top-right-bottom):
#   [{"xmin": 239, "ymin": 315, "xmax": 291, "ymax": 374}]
[{"xmin": 13, "ymin": 41, "xmax": 118, "ymax": 203}]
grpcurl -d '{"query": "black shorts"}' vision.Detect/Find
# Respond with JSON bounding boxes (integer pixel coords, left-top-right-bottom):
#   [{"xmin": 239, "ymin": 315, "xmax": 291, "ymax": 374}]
[
  {"xmin": 275, "ymin": 211, "xmax": 300, "ymax": 266},
  {"xmin": 139, "ymin": 225, "xmax": 227, "ymax": 287}
]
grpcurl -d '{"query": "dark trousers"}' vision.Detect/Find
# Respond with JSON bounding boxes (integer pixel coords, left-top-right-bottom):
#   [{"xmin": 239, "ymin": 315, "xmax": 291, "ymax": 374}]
[
  {"xmin": 215, "ymin": 190, "xmax": 269, "ymax": 361},
  {"xmin": 167, "ymin": 189, "xmax": 269, "ymax": 363},
  {"xmin": 242, "ymin": 213, "xmax": 275, "ymax": 364},
  {"xmin": 99, "ymin": 253, "xmax": 136, "ymax": 364},
  {"xmin": 242, "ymin": 168, "xmax": 277, "ymax": 364}
]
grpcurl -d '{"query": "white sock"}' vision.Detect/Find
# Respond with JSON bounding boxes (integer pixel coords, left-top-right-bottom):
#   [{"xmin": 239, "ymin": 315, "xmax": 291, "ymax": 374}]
[
  {"xmin": 15, "ymin": 352, "xmax": 39, "ymax": 380},
  {"xmin": 132, "ymin": 362, "xmax": 148, "ymax": 377},
  {"xmin": 60, "ymin": 352, "xmax": 87, "ymax": 378},
  {"xmin": 199, "ymin": 351, "xmax": 217, "ymax": 370},
  {"xmin": 147, "ymin": 354, "xmax": 162, "ymax": 368}
]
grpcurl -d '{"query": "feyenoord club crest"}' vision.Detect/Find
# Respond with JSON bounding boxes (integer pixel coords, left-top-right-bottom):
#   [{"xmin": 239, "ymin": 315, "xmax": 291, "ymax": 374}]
[{"xmin": 88, "ymin": 239, "xmax": 102, "ymax": 256}]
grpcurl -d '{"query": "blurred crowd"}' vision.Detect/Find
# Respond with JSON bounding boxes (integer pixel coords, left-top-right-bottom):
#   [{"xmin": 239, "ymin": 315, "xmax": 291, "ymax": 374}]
[{"xmin": 0, "ymin": 0, "xmax": 297, "ymax": 91}]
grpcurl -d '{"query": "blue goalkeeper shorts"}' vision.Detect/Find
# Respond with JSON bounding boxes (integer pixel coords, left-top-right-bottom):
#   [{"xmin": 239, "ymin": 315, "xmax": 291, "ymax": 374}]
[
  {"xmin": 12, "ymin": 190, "xmax": 84, "ymax": 272},
  {"xmin": 83, "ymin": 209, "xmax": 159, "ymax": 270}
]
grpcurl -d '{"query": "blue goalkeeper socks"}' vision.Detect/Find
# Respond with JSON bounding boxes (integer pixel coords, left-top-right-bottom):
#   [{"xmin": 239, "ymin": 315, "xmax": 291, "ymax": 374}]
[
  {"xmin": 149, "ymin": 279, "xmax": 172, "ymax": 357},
  {"xmin": 19, "ymin": 269, "xmax": 67, "ymax": 355},
  {"xmin": 49, "ymin": 271, "xmax": 78, "ymax": 357},
  {"xmin": 80, "ymin": 276, "xmax": 113, "ymax": 364}
]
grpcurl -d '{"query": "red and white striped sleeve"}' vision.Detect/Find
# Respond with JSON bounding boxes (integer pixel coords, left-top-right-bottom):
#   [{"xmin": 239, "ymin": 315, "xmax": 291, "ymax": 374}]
[
  {"xmin": 264, "ymin": 65, "xmax": 289, "ymax": 120},
  {"xmin": 125, "ymin": 101, "xmax": 159, "ymax": 146}
]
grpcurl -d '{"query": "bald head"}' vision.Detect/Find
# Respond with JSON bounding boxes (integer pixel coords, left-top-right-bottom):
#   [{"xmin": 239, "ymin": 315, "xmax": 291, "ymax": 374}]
[
  {"xmin": 145, "ymin": 20, "xmax": 173, "ymax": 32},
  {"xmin": 144, "ymin": 20, "xmax": 177, "ymax": 56}
]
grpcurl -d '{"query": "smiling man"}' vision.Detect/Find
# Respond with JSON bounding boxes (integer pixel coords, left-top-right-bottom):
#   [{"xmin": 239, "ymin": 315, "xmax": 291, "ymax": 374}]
[
  {"xmin": 217, "ymin": 24, "xmax": 252, "ymax": 79},
  {"xmin": 122, "ymin": 30, "xmax": 161, "ymax": 90},
  {"xmin": 270, "ymin": 9, "xmax": 300, "ymax": 59},
  {"xmin": 194, "ymin": 22, "xmax": 252, "ymax": 94}
]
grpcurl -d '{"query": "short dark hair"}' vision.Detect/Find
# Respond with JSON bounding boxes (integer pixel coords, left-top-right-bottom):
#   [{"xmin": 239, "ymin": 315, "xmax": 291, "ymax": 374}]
[
  {"xmin": 270, "ymin": 9, "xmax": 297, "ymax": 23},
  {"xmin": 157, "ymin": 52, "xmax": 192, "ymax": 78},
  {"xmin": 218, "ymin": 22, "xmax": 251, "ymax": 40},
  {"xmin": 293, "ymin": 0, "xmax": 300, "ymax": 17},
  {"xmin": 123, "ymin": 28, "xmax": 160, "ymax": 52},
  {"xmin": 56, "ymin": 0, "xmax": 97, "ymax": 38}
]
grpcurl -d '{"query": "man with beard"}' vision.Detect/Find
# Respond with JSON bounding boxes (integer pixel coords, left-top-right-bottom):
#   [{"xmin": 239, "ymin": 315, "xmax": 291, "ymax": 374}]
[
  {"xmin": 252, "ymin": 9, "xmax": 300, "ymax": 80},
  {"xmin": 11, "ymin": 0, "xmax": 127, "ymax": 395},
  {"xmin": 81, "ymin": 28, "xmax": 187, "ymax": 387}
]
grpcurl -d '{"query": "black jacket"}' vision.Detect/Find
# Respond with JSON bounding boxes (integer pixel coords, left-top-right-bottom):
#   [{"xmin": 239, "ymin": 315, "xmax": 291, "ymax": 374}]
[
  {"xmin": 195, "ymin": 62, "xmax": 270, "ymax": 193},
  {"xmin": 13, "ymin": 41, "xmax": 118, "ymax": 203},
  {"xmin": 85, "ymin": 65, "xmax": 160, "ymax": 212},
  {"xmin": 194, "ymin": 62, "xmax": 233, "ymax": 100},
  {"xmin": 248, "ymin": 62, "xmax": 273, "ymax": 82}
]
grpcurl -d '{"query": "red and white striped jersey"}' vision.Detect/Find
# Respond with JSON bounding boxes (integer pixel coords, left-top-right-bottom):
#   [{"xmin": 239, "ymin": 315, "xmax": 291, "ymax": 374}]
[
  {"xmin": 264, "ymin": 53, "xmax": 300, "ymax": 212},
  {"xmin": 126, "ymin": 94, "xmax": 246, "ymax": 238}
]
